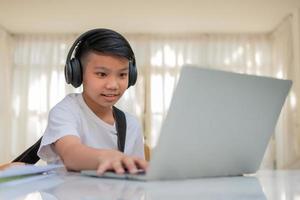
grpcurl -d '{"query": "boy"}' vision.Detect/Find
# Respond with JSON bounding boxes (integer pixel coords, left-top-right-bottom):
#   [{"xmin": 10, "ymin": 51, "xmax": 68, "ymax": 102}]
[{"xmin": 37, "ymin": 28, "xmax": 148, "ymax": 174}]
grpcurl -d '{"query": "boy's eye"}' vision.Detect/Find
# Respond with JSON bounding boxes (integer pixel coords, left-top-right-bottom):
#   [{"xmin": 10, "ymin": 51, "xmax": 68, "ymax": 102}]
[
  {"xmin": 96, "ymin": 72, "xmax": 107, "ymax": 77},
  {"xmin": 120, "ymin": 73, "xmax": 128, "ymax": 78}
]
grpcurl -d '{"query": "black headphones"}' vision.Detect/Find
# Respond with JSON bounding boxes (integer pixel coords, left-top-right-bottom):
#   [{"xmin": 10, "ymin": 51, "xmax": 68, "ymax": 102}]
[{"xmin": 65, "ymin": 28, "xmax": 137, "ymax": 88}]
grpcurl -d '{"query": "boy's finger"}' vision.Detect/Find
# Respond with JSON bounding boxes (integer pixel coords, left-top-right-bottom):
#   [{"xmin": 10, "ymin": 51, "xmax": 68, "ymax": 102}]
[
  {"xmin": 112, "ymin": 160, "xmax": 125, "ymax": 174},
  {"xmin": 122, "ymin": 157, "xmax": 138, "ymax": 174},
  {"xmin": 134, "ymin": 158, "xmax": 149, "ymax": 170},
  {"xmin": 96, "ymin": 160, "xmax": 111, "ymax": 175}
]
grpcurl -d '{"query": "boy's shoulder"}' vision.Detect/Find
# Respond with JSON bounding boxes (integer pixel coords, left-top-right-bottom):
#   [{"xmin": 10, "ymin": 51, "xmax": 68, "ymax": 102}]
[{"xmin": 50, "ymin": 93, "xmax": 81, "ymax": 113}]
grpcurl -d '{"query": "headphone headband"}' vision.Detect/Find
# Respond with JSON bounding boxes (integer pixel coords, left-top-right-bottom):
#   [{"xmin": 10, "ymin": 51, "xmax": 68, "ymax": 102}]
[{"xmin": 66, "ymin": 29, "xmax": 114, "ymax": 66}]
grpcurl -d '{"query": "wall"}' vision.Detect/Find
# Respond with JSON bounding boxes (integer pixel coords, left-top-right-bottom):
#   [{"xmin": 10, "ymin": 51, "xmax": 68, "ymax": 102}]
[
  {"xmin": 289, "ymin": 7, "xmax": 300, "ymax": 168},
  {"xmin": 0, "ymin": 27, "xmax": 13, "ymax": 163}
]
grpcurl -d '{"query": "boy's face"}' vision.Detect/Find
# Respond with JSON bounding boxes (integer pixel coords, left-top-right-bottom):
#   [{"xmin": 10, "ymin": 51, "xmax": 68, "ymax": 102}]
[{"xmin": 82, "ymin": 52, "xmax": 129, "ymax": 110}]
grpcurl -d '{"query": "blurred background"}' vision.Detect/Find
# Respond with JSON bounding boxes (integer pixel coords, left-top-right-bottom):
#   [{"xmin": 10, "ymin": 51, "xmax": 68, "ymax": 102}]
[{"xmin": 0, "ymin": 0, "xmax": 299, "ymax": 170}]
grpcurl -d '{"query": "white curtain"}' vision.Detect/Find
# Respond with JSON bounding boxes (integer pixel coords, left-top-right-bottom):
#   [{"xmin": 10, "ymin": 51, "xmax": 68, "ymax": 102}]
[
  {"xmin": 0, "ymin": 27, "xmax": 13, "ymax": 163},
  {"xmin": 271, "ymin": 16, "xmax": 300, "ymax": 169},
  {"xmin": 10, "ymin": 34, "xmax": 78, "ymax": 158},
  {"xmin": 2, "ymin": 18, "xmax": 298, "ymax": 168}
]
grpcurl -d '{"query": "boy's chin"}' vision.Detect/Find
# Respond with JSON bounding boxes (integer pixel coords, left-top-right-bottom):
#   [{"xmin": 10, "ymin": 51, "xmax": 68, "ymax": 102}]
[{"xmin": 98, "ymin": 100, "xmax": 118, "ymax": 108}]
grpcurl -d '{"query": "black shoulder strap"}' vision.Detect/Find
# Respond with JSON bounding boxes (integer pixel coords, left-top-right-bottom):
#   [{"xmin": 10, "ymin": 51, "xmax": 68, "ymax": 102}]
[
  {"xmin": 112, "ymin": 106, "xmax": 127, "ymax": 152},
  {"xmin": 12, "ymin": 137, "xmax": 42, "ymax": 164},
  {"xmin": 12, "ymin": 106, "xmax": 127, "ymax": 164}
]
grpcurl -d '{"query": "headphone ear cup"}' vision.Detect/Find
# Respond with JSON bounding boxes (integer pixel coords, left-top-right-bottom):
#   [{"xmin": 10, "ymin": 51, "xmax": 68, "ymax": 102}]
[
  {"xmin": 65, "ymin": 60, "xmax": 73, "ymax": 84},
  {"xmin": 70, "ymin": 58, "xmax": 83, "ymax": 88},
  {"xmin": 128, "ymin": 61, "xmax": 137, "ymax": 88}
]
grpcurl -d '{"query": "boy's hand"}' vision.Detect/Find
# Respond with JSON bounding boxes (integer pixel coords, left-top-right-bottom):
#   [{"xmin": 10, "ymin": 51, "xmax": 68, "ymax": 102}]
[
  {"xmin": 96, "ymin": 150, "xmax": 148, "ymax": 175},
  {"xmin": 0, "ymin": 162, "xmax": 25, "ymax": 170}
]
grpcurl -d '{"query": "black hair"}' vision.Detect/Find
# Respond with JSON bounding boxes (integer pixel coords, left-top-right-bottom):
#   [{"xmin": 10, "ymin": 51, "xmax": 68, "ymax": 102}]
[{"xmin": 74, "ymin": 29, "xmax": 135, "ymax": 67}]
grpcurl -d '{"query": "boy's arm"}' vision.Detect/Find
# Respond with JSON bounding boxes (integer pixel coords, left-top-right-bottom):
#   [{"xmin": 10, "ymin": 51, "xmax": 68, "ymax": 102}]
[
  {"xmin": 0, "ymin": 162, "xmax": 25, "ymax": 170},
  {"xmin": 54, "ymin": 135, "xmax": 148, "ymax": 174}
]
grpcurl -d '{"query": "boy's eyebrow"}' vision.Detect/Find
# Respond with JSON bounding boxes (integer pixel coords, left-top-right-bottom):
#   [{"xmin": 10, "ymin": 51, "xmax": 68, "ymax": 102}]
[
  {"xmin": 93, "ymin": 66, "xmax": 108, "ymax": 70},
  {"xmin": 93, "ymin": 66, "xmax": 129, "ymax": 71},
  {"xmin": 93, "ymin": 66, "xmax": 110, "ymax": 71},
  {"xmin": 119, "ymin": 67, "xmax": 129, "ymax": 71}
]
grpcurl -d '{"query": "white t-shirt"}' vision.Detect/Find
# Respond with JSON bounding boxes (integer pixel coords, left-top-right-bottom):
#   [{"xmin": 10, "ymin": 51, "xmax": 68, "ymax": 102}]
[{"xmin": 38, "ymin": 93, "xmax": 144, "ymax": 164}]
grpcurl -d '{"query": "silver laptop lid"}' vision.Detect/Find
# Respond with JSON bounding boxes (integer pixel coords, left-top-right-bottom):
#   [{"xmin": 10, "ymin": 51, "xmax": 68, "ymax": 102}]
[{"xmin": 146, "ymin": 66, "xmax": 292, "ymax": 180}]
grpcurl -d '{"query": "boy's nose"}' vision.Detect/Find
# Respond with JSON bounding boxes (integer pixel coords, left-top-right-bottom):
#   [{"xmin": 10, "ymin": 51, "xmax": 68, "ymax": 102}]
[{"xmin": 105, "ymin": 77, "xmax": 119, "ymax": 89}]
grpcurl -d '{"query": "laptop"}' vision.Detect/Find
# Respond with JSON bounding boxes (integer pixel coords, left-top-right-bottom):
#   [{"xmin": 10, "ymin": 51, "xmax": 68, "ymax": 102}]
[{"xmin": 82, "ymin": 65, "xmax": 292, "ymax": 181}]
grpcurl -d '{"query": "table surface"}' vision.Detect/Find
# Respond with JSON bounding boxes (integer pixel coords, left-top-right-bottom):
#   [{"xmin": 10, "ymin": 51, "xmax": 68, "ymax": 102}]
[{"xmin": 1, "ymin": 169, "xmax": 300, "ymax": 200}]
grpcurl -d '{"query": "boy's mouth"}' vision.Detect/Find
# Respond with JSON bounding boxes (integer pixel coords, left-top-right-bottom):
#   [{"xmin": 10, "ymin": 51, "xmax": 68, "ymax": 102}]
[
  {"xmin": 101, "ymin": 94, "xmax": 119, "ymax": 97},
  {"xmin": 101, "ymin": 93, "xmax": 119, "ymax": 101}
]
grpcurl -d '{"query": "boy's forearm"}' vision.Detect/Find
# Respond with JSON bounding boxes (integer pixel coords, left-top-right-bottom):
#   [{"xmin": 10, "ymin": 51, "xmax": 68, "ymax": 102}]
[
  {"xmin": 53, "ymin": 136, "xmax": 147, "ymax": 173},
  {"xmin": 59, "ymin": 144, "xmax": 120, "ymax": 171},
  {"xmin": 0, "ymin": 162, "xmax": 25, "ymax": 170}
]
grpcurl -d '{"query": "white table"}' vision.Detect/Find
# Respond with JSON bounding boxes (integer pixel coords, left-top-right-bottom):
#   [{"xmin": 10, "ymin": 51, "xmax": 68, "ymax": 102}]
[{"xmin": 1, "ymin": 170, "xmax": 300, "ymax": 200}]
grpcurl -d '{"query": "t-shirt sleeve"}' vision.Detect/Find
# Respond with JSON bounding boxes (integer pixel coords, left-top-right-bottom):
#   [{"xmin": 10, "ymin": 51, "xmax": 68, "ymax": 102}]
[{"xmin": 37, "ymin": 101, "xmax": 80, "ymax": 163}]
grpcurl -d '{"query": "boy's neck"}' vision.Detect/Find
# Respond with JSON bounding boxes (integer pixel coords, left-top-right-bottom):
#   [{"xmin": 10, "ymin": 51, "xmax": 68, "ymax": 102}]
[{"xmin": 82, "ymin": 92, "xmax": 115, "ymax": 125}]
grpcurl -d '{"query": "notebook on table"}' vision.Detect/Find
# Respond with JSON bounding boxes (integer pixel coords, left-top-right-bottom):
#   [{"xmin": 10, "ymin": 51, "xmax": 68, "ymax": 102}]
[
  {"xmin": 82, "ymin": 66, "xmax": 292, "ymax": 181},
  {"xmin": 0, "ymin": 164, "xmax": 63, "ymax": 184}
]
